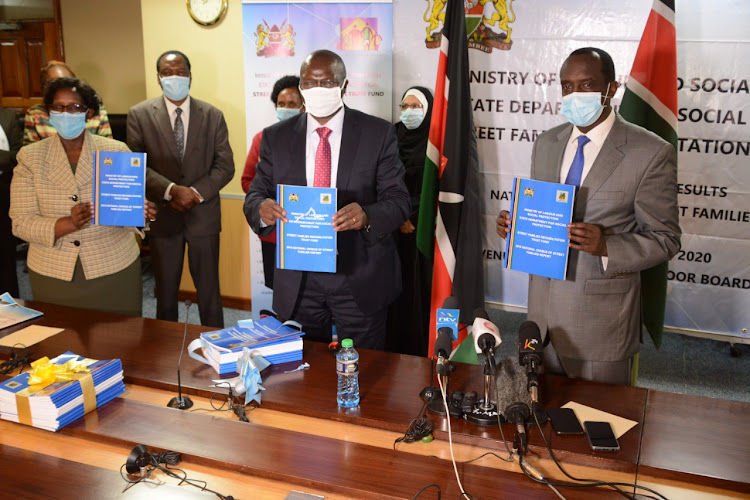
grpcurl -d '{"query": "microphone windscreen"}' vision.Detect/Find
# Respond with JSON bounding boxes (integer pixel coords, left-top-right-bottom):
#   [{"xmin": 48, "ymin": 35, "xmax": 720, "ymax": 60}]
[
  {"xmin": 434, "ymin": 328, "xmax": 454, "ymax": 357},
  {"xmin": 519, "ymin": 321, "xmax": 542, "ymax": 343},
  {"xmin": 442, "ymin": 296, "xmax": 460, "ymax": 309},
  {"xmin": 495, "ymin": 358, "xmax": 531, "ymax": 418}
]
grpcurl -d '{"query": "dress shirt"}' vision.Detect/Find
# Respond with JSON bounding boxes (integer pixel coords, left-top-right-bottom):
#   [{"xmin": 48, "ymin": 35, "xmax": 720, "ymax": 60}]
[
  {"xmin": 162, "ymin": 96, "xmax": 201, "ymax": 201},
  {"xmin": 559, "ymin": 108, "xmax": 616, "ymax": 185},
  {"xmin": 559, "ymin": 109, "xmax": 616, "ymax": 269},
  {"xmin": 305, "ymin": 108, "xmax": 345, "ymax": 187}
]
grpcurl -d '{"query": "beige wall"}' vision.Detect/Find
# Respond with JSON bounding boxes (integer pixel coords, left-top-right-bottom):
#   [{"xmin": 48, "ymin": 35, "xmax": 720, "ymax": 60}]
[
  {"xmin": 139, "ymin": 0, "xmax": 250, "ymax": 300},
  {"xmin": 61, "ymin": 0, "xmax": 251, "ymax": 302},
  {"xmin": 60, "ymin": 0, "xmax": 146, "ymax": 114},
  {"xmin": 139, "ymin": 0, "xmax": 246, "ymax": 195}
]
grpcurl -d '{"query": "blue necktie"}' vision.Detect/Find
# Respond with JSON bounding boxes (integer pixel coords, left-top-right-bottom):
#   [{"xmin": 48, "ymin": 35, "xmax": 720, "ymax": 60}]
[{"xmin": 565, "ymin": 135, "xmax": 590, "ymax": 188}]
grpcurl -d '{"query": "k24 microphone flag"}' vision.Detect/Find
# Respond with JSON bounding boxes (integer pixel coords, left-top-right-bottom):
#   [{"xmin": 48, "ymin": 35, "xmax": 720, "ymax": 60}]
[
  {"xmin": 417, "ymin": 0, "xmax": 485, "ymax": 357},
  {"xmin": 619, "ymin": 0, "xmax": 678, "ymax": 350}
]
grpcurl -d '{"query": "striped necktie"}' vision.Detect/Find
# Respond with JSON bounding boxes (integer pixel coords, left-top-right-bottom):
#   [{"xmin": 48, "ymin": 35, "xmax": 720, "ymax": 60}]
[{"xmin": 174, "ymin": 107, "xmax": 184, "ymax": 160}]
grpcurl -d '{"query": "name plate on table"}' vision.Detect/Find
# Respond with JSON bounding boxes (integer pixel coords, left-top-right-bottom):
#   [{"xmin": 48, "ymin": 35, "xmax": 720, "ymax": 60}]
[
  {"xmin": 92, "ymin": 151, "xmax": 146, "ymax": 227},
  {"xmin": 504, "ymin": 178, "xmax": 575, "ymax": 280},
  {"xmin": 276, "ymin": 184, "xmax": 337, "ymax": 273}
]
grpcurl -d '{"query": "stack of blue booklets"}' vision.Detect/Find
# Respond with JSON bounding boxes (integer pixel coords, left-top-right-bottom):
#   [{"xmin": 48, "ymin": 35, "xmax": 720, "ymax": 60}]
[
  {"xmin": 200, "ymin": 316, "xmax": 304, "ymax": 376},
  {"xmin": 0, "ymin": 352, "xmax": 125, "ymax": 432}
]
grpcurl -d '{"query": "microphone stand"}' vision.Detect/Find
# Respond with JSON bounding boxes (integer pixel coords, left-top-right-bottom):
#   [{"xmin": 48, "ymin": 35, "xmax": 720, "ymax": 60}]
[
  {"xmin": 465, "ymin": 349, "xmax": 499, "ymax": 426},
  {"xmin": 427, "ymin": 354, "xmax": 455, "ymax": 415},
  {"xmin": 168, "ymin": 301, "xmax": 194, "ymax": 410}
]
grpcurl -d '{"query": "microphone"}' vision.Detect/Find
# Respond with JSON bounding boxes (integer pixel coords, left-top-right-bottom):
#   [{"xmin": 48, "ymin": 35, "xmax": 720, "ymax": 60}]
[
  {"xmin": 505, "ymin": 401, "xmax": 531, "ymax": 454},
  {"xmin": 518, "ymin": 321, "xmax": 543, "ymax": 407},
  {"xmin": 428, "ymin": 297, "xmax": 459, "ymax": 416},
  {"xmin": 436, "ymin": 296, "xmax": 460, "ymax": 342},
  {"xmin": 167, "ymin": 300, "xmax": 194, "ymax": 410},
  {"xmin": 434, "ymin": 297, "xmax": 458, "ymax": 376},
  {"xmin": 471, "ymin": 308, "xmax": 501, "ymax": 368}
]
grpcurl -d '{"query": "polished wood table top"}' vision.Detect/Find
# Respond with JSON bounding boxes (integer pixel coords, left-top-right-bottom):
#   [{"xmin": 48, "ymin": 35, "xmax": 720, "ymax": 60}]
[{"xmin": 2, "ymin": 301, "xmax": 749, "ymax": 497}]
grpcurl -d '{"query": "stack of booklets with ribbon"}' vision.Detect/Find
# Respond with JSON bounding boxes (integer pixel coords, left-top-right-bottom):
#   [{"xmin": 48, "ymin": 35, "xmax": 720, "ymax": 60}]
[
  {"xmin": 0, "ymin": 352, "xmax": 125, "ymax": 432},
  {"xmin": 199, "ymin": 316, "xmax": 304, "ymax": 376}
]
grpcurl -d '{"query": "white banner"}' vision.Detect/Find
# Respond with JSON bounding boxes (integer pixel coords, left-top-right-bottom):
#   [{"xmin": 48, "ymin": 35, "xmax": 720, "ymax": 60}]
[{"xmin": 393, "ymin": 0, "xmax": 749, "ymax": 339}]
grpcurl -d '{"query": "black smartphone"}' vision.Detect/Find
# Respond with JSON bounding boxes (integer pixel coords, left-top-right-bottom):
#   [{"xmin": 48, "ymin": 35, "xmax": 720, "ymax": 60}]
[
  {"xmin": 584, "ymin": 421, "xmax": 620, "ymax": 451},
  {"xmin": 461, "ymin": 391, "xmax": 477, "ymax": 413},
  {"xmin": 546, "ymin": 408, "xmax": 584, "ymax": 435}
]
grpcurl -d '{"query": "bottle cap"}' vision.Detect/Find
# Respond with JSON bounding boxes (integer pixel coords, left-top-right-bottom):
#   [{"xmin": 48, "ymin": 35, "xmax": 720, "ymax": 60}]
[{"xmin": 341, "ymin": 338, "xmax": 353, "ymax": 348}]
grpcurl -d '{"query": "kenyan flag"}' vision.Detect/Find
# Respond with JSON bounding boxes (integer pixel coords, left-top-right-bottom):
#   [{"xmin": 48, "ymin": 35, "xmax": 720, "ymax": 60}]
[
  {"xmin": 417, "ymin": 0, "xmax": 484, "ymax": 357},
  {"xmin": 619, "ymin": 0, "xmax": 677, "ymax": 349}
]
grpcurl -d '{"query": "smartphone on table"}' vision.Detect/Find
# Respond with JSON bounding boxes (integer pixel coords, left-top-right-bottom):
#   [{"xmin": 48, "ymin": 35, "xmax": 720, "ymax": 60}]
[
  {"xmin": 584, "ymin": 420, "xmax": 620, "ymax": 451},
  {"xmin": 546, "ymin": 408, "xmax": 584, "ymax": 435}
]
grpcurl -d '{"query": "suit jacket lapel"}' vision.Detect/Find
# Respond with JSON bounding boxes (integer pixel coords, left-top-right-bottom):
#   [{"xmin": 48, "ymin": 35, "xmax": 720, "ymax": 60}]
[
  {"xmin": 291, "ymin": 114, "xmax": 307, "ymax": 184},
  {"xmin": 337, "ymin": 107, "xmax": 359, "ymax": 190},
  {"xmin": 76, "ymin": 133, "xmax": 94, "ymax": 188},
  {"xmin": 45, "ymin": 136, "xmax": 78, "ymax": 193},
  {"xmin": 538, "ymin": 126, "xmax": 571, "ymax": 183},
  {"xmin": 184, "ymin": 98, "xmax": 203, "ymax": 160},
  {"xmin": 580, "ymin": 114, "xmax": 626, "ymax": 203},
  {"xmin": 152, "ymin": 98, "xmax": 181, "ymax": 162}
]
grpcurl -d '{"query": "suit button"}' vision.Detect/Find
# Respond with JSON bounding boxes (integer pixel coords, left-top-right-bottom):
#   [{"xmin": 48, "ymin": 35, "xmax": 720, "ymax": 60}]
[
  {"xmin": 71, "ymin": 195, "xmax": 78, "ymax": 201},
  {"xmin": 74, "ymin": 240, "xmax": 81, "ymax": 246}
]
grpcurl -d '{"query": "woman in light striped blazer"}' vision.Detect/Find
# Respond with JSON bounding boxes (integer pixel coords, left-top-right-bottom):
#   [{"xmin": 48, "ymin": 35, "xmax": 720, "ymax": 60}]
[{"xmin": 9, "ymin": 78, "xmax": 156, "ymax": 316}]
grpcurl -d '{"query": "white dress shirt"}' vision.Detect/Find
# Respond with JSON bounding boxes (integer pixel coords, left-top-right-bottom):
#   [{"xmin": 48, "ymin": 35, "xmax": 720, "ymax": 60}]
[{"xmin": 305, "ymin": 107, "xmax": 345, "ymax": 187}]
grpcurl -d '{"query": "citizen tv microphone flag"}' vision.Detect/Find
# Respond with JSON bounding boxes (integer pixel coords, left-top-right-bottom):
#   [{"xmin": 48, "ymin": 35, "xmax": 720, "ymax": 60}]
[
  {"xmin": 436, "ymin": 296, "xmax": 460, "ymax": 342},
  {"xmin": 518, "ymin": 321, "xmax": 543, "ymax": 406}
]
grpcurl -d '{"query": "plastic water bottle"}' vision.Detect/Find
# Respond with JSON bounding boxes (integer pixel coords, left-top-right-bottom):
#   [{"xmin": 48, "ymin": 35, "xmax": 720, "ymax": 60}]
[{"xmin": 336, "ymin": 338, "xmax": 360, "ymax": 407}]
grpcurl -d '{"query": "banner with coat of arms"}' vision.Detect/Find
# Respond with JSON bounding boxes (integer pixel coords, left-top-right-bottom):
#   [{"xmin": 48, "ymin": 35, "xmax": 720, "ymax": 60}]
[{"xmin": 393, "ymin": 0, "xmax": 750, "ymax": 342}]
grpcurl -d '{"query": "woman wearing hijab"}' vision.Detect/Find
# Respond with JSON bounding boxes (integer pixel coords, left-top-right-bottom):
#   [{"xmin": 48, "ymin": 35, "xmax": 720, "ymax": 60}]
[{"xmin": 386, "ymin": 86, "xmax": 434, "ymax": 356}]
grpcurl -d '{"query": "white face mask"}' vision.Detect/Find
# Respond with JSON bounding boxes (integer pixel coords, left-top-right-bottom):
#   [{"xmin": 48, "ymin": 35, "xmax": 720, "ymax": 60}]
[{"xmin": 300, "ymin": 80, "xmax": 346, "ymax": 118}]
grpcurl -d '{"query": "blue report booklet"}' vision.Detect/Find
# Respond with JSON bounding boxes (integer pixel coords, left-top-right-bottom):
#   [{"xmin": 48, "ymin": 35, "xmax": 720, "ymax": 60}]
[
  {"xmin": 0, "ymin": 292, "xmax": 43, "ymax": 330},
  {"xmin": 504, "ymin": 178, "xmax": 576, "ymax": 280},
  {"xmin": 92, "ymin": 151, "xmax": 146, "ymax": 227},
  {"xmin": 276, "ymin": 184, "xmax": 337, "ymax": 273}
]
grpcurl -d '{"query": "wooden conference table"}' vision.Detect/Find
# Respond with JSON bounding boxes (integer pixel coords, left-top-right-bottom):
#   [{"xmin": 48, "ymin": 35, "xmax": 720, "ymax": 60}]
[{"xmin": 0, "ymin": 302, "xmax": 748, "ymax": 499}]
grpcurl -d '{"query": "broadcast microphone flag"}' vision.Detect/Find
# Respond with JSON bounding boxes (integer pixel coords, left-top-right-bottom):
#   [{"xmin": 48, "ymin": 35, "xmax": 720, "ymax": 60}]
[{"xmin": 417, "ymin": 0, "xmax": 485, "ymax": 357}]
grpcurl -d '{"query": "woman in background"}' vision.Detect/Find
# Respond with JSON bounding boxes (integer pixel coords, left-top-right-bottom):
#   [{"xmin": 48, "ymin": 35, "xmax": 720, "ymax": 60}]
[
  {"xmin": 10, "ymin": 77, "xmax": 154, "ymax": 316},
  {"xmin": 23, "ymin": 61, "xmax": 112, "ymax": 145},
  {"xmin": 241, "ymin": 75, "xmax": 303, "ymax": 290},
  {"xmin": 386, "ymin": 86, "xmax": 434, "ymax": 356}
]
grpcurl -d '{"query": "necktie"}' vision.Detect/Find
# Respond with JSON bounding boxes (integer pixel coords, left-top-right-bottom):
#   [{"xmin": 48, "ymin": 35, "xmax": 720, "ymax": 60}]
[
  {"xmin": 314, "ymin": 127, "xmax": 332, "ymax": 187},
  {"xmin": 565, "ymin": 135, "xmax": 590, "ymax": 188},
  {"xmin": 174, "ymin": 108, "xmax": 184, "ymax": 160}
]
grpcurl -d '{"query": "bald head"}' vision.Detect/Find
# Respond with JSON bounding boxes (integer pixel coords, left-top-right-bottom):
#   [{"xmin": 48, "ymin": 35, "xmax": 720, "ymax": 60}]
[{"xmin": 300, "ymin": 50, "xmax": 346, "ymax": 83}]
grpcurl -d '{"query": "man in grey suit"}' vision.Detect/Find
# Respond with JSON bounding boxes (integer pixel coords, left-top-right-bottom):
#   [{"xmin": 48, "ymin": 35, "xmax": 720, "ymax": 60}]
[
  {"xmin": 498, "ymin": 47, "xmax": 681, "ymax": 385},
  {"xmin": 244, "ymin": 50, "xmax": 409, "ymax": 350},
  {"xmin": 127, "ymin": 50, "xmax": 234, "ymax": 327}
]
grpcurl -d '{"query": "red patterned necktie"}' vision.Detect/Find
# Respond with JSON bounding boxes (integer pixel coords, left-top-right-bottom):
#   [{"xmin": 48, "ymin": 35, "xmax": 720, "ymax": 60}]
[{"xmin": 314, "ymin": 127, "xmax": 332, "ymax": 187}]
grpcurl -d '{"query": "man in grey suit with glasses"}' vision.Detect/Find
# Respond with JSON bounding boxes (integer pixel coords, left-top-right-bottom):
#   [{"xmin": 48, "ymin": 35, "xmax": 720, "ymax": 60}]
[{"xmin": 497, "ymin": 47, "xmax": 681, "ymax": 385}]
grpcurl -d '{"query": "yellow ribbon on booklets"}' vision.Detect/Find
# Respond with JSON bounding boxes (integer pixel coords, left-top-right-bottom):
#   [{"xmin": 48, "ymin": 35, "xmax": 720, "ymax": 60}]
[{"xmin": 15, "ymin": 356, "xmax": 96, "ymax": 426}]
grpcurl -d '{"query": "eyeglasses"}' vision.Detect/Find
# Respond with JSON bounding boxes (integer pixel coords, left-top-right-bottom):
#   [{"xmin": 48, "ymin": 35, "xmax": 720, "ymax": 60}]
[
  {"xmin": 48, "ymin": 104, "xmax": 88, "ymax": 113},
  {"xmin": 300, "ymin": 79, "xmax": 340, "ymax": 90},
  {"xmin": 400, "ymin": 103, "xmax": 423, "ymax": 111}
]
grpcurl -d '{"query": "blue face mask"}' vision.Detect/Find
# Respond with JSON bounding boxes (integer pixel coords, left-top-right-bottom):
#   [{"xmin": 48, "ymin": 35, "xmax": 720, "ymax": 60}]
[
  {"xmin": 49, "ymin": 111, "xmax": 87, "ymax": 140},
  {"xmin": 400, "ymin": 108, "xmax": 425, "ymax": 130},
  {"xmin": 160, "ymin": 76, "xmax": 191, "ymax": 102},
  {"xmin": 276, "ymin": 107, "xmax": 301, "ymax": 121},
  {"xmin": 560, "ymin": 85, "xmax": 611, "ymax": 127}
]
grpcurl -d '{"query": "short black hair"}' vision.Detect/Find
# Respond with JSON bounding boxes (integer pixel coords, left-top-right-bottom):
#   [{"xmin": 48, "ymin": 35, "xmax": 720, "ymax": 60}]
[
  {"xmin": 568, "ymin": 47, "xmax": 616, "ymax": 82},
  {"xmin": 270, "ymin": 75, "xmax": 301, "ymax": 105},
  {"xmin": 156, "ymin": 50, "xmax": 191, "ymax": 73},
  {"xmin": 300, "ymin": 50, "xmax": 346, "ymax": 83},
  {"xmin": 43, "ymin": 77, "xmax": 100, "ymax": 116}
]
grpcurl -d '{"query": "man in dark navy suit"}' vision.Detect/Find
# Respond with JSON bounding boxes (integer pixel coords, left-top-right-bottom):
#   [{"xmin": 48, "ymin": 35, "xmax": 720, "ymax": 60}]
[{"xmin": 244, "ymin": 50, "xmax": 410, "ymax": 350}]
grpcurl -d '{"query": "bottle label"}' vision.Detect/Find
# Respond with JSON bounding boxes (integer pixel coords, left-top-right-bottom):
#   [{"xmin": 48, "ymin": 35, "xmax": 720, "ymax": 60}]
[{"xmin": 337, "ymin": 361, "xmax": 358, "ymax": 375}]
